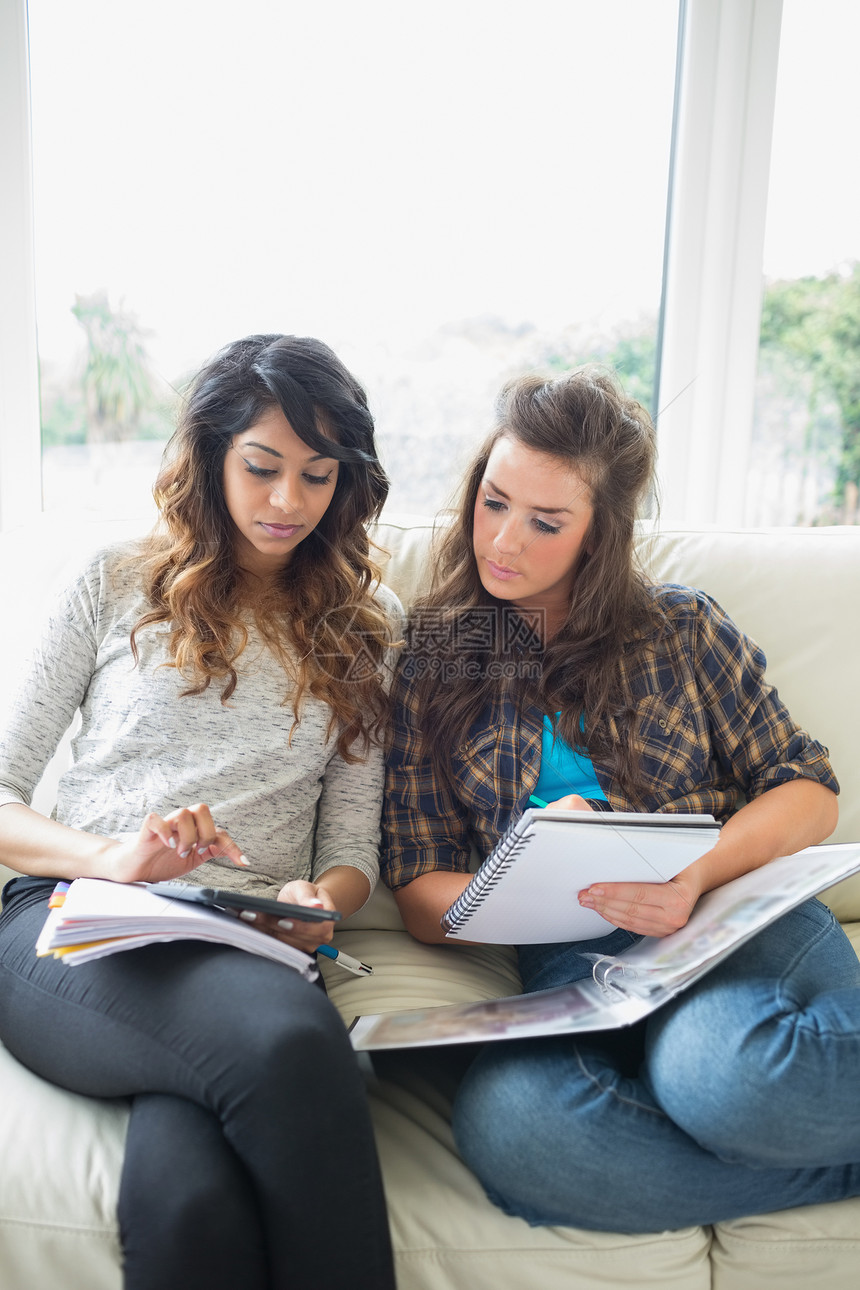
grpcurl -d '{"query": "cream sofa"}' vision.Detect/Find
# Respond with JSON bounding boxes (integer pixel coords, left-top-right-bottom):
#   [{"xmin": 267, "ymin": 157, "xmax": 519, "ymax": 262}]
[{"xmin": 1, "ymin": 511, "xmax": 859, "ymax": 1290}]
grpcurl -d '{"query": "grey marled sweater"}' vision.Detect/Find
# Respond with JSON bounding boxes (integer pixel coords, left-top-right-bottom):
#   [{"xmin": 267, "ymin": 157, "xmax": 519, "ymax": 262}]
[{"xmin": 0, "ymin": 541, "xmax": 403, "ymax": 898}]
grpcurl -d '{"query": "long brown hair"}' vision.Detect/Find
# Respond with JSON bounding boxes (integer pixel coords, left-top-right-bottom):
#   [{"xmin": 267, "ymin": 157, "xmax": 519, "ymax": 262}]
[
  {"xmin": 131, "ymin": 334, "xmax": 394, "ymax": 761},
  {"xmin": 412, "ymin": 366, "xmax": 663, "ymax": 799}
]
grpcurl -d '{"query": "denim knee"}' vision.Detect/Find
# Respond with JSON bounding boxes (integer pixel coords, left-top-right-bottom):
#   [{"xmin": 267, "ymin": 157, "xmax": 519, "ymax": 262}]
[
  {"xmin": 452, "ymin": 1045, "xmax": 564, "ymax": 1223},
  {"xmin": 450, "ymin": 1037, "xmax": 662, "ymax": 1229},
  {"xmin": 644, "ymin": 905, "xmax": 860, "ymax": 1167}
]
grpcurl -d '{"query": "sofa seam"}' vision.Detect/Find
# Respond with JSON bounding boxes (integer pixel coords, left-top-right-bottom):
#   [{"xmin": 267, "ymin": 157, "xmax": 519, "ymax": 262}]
[
  {"xmin": 713, "ymin": 1235, "xmax": 860, "ymax": 1252},
  {"xmin": 0, "ymin": 1215, "xmax": 118, "ymax": 1238},
  {"xmin": 392, "ymin": 1234, "xmax": 709, "ymax": 1259}
]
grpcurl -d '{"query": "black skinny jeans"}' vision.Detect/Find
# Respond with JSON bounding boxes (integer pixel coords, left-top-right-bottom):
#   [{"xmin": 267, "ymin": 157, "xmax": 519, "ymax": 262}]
[{"xmin": 0, "ymin": 879, "xmax": 395, "ymax": 1290}]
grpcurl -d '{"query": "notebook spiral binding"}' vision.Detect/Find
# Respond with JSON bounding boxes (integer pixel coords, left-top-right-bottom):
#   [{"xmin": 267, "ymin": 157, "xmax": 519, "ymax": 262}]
[{"xmin": 442, "ymin": 813, "xmax": 535, "ymax": 934}]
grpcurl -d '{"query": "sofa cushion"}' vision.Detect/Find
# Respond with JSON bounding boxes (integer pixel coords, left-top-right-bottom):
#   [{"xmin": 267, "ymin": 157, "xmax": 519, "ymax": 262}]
[
  {"xmin": 711, "ymin": 1198, "xmax": 860, "ymax": 1290},
  {"xmin": 320, "ymin": 924, "xmax": 522, "ymax": 1021},
  {"xmin": 0, "ymin": 1039, "xmax": 124, "ymax": 1290},
  {"xmin": 367, "ymin": 1055, "xmax": 714, "ymax": 1290}
]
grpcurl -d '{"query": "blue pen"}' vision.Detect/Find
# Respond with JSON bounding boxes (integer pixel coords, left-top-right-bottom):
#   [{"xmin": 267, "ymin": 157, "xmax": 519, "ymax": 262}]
[
  {"xmin": 315, "ymin": 944, "xmax": 373, "ymax": 976},
  {"xmin": 529, "ymin": 794, "xmax": 549, "ymax": 808}
]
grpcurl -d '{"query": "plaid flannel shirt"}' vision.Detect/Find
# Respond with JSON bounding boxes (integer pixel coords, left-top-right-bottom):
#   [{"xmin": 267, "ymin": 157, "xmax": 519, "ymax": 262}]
[{"xmin": 382, "ymin": 584, "xmax": 838, "ymax": 890}]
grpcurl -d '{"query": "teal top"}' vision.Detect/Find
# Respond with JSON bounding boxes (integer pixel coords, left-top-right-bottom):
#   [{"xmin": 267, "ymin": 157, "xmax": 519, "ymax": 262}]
[{"xmin": 534, "ymin": 714, "xmax": 608, "ymax": 804}]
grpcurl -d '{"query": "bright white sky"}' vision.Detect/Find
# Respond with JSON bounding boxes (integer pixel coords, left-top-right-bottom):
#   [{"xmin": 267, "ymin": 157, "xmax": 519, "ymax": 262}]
[
  {"xmin": 27, "ymin": 0, "xmax": 860, "ymax": 390},
  {"xmin": 28, "ymin": 0, "xmax": 680, "ymax": 383}
]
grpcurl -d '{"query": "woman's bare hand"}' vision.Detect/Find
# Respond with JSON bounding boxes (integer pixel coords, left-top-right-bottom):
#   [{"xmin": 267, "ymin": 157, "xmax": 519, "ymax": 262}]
[
  {"xmin": 232, "ymin": 880, "xmax": 338, "ymax": 954},
  {"xmin": 578, "ymin": 864, "xmax": 703, "ymax": 937},
  {"xmin": 545, "ymin": 794, "xmax": 595, "ymax": 811},
  {"xmin": 107, "ymin": 804, "xmax": 250, "ymax": 885}
]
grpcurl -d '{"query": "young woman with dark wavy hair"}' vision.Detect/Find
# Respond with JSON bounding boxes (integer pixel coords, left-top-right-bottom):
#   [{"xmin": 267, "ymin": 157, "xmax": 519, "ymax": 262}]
[
  {"xmin": 0, "ymin": 334, "xmax": 399, "ymax": 1290},
  {"xmin": 383, "ymin": 366, "xmax": 860, "ymax": 1233}
]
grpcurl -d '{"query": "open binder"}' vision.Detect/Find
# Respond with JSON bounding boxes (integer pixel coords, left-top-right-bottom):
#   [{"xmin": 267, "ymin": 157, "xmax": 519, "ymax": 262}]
[
  {"xmin": 351, "ymin": 842, "xmax": 860, "ymax": 1051},
  {"xmin": 442, "ymin": 808, "xmax": 722, "ymax": 943}
]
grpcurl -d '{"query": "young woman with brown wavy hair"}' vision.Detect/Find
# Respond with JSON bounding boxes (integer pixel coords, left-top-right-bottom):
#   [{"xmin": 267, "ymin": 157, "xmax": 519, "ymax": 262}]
[
  {"xmin": 0, "ymin": 334, "xmax": 398, "ymax": 1290},
  {"xmin": 399, "ymin": 368, "xmax": 664, "ymax": 803},
  {"xmin": 133, "ymin": 332, "xmax": 394, "ymax": 759},
  {"xmin": 383, "ymin": 366, "xmax": 860, "ymax": 1234}
]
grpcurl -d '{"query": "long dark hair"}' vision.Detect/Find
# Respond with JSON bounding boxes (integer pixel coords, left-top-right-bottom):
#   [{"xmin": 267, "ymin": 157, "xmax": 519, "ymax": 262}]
[
  {"xmin": 412, "ymin": 366, "xmax": 663, "ymax": 799},
  {"xmin": 131, "ymin": 333, "xmax": 393, "ymax": 760}
]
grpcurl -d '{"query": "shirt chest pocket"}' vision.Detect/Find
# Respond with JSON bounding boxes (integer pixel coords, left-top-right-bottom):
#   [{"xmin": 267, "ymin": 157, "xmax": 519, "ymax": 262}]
[
  {"xmin": 452, "ymin": 724, "xmax": 522, "ymax": 815},
  {"xmin": 631, "ymin": 692, "xmax": 711, "ymax": 798}
]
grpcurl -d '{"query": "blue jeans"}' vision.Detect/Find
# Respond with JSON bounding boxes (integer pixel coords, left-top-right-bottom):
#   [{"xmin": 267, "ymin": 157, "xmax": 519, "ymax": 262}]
[{"xmin": 451, "ymin": 898, "xmax": 860, "ymax": 1231}]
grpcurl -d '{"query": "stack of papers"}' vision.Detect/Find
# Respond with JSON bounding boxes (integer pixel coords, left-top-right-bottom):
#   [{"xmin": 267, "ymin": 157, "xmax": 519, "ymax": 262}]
[{"xmin": 36, "ymin": 878, "xmax": 318, "ymax": 980}]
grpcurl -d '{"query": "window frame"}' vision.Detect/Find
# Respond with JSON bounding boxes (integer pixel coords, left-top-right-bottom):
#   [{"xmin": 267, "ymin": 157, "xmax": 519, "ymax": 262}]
[
  {"xmin": 0, "ymin": 0, "xmax": 41, "ymax": 530},
  {"xmin": 656, "ymin": 0, "xmax": 783, "ymax": 526},
  {"xmin": 0, "ymin": 0, "xmax": 784, "ymax": 533}
]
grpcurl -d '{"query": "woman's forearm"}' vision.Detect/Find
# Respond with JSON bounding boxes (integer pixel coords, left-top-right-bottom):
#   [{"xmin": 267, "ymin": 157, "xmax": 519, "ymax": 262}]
[
  {"xmin": 392, "ymin": 869, "xmax": 473, "ymax": 944},
  {"xmin": 314, "ymin": 865, "xmax": 373, "ymax": 919},
  {"xmin": 0, "ymin": 802, "xmax": 116, "ymax": 879},
  {"xmin": 694, "ymin": 779, "xmax": 839, "ymax": 895}
]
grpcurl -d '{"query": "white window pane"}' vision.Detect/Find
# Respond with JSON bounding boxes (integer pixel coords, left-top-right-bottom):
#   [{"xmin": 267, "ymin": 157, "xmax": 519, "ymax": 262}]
[
  {"xmin": 30, "ymin": 0, "xmax": 678, "ymax": 520},
  {"xmin": 750, "ymin": 0, "xmax": 860, "ymax": 527}
]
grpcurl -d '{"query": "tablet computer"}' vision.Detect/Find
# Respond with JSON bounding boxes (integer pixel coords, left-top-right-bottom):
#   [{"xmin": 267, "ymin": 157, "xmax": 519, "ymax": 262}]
[{"xmin": 147, "ymin": 882, "xmax": 343, "ymax": 923}]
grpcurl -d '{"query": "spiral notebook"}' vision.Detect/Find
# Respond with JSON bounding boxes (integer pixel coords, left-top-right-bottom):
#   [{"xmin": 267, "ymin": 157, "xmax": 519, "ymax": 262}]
[{"xmin": 442, "ymin": 809, "xmax": 721, "ymax": 943}]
